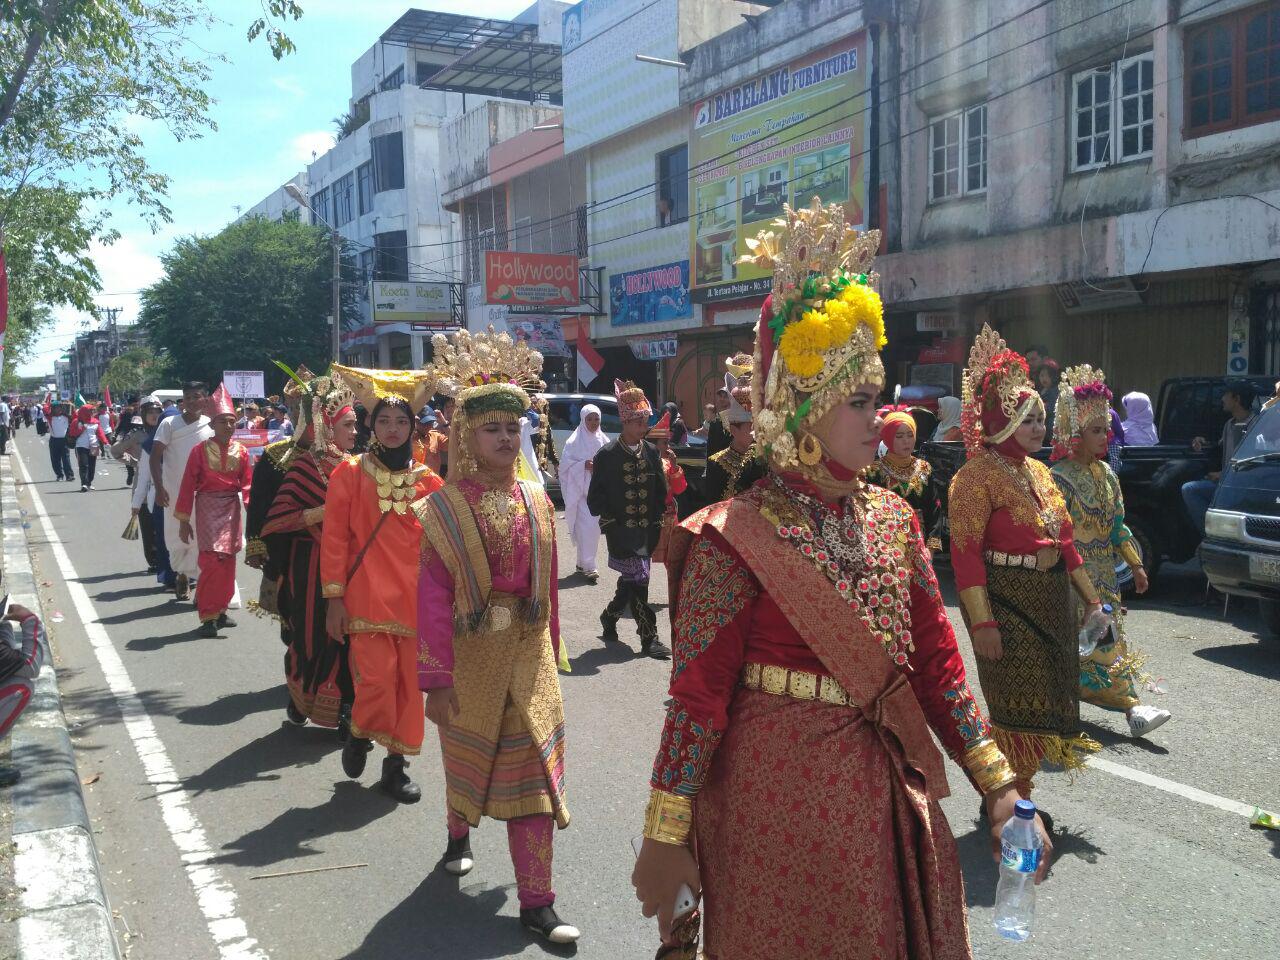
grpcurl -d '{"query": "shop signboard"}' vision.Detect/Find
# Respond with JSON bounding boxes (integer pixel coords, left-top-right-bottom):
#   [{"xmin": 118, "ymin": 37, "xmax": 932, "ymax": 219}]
[
  {"xmin": 609, "ymin": 261, "xmax": 692, "ymax": 326},
  {"xmin": 628, "ymin": 336, "xmax": 678, "ymax": 361},
  {"xmin": 916, "ymin": 311, "xmax": 961, "ymax": 333},
  {"xmin": 222, "ymin": 370, "xmax": 265, "ymax": 399},
  {"xmin": 371, "ymin": 281, "xmax": 452, "ymax": 328},
  {"xmin": 688, "ymin": 33, "xmax": 869, "ymax": 299},
  {"xmin": 483, "ymin": 251, "xmax": 580, "ymax": 307},
  {"xmin": 508, "ymin": 317, "xmax": 571, "ymax": 358}
]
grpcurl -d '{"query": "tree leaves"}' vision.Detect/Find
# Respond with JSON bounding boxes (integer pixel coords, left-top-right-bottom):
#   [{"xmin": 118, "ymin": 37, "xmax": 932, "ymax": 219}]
[{"xmin": 139, "ymin": 217, "xmax": 357, "ymax": 394}]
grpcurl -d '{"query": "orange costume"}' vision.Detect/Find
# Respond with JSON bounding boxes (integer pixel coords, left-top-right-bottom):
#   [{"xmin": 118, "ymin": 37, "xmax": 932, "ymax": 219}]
[{"xmin": 321, "ymin": 452, "xmax": 442, "ymax": 754}]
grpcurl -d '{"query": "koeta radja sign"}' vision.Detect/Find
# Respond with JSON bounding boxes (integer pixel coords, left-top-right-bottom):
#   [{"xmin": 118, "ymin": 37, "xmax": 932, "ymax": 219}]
[
  {"xmin": 484, "ymin": 251, "xmax": 580, "ymax": 308},
  {"xmin": 372, "ymin": 281, "xmax": 452, "ymax": 326}
]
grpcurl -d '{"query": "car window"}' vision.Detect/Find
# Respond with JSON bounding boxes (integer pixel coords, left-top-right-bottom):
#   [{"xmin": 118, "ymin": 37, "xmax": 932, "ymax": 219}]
[{"xmin": 1231, "ymin": 405, "xmax": 1280, "ymax": 461}]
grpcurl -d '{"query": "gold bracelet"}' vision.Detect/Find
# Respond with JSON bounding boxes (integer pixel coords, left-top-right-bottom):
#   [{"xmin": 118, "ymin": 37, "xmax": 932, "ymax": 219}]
[
  {"xmin": 643, "ymin": 790, "xmax": 693, "ymax": 846},
  {"xmin": 962, "ymin": 739, "xmax": 1018, "ymax": 795},
  {"xmin": 958, "ymin": 586, "xmax": 994, "ymax": 627},
  {"xmin": 1069, "ymin": 566, "xmax": 1101, "ymax": 606},
  {"xmin": 1119, "ymin": 538, "xmax": 1143, "ymax": 571}
]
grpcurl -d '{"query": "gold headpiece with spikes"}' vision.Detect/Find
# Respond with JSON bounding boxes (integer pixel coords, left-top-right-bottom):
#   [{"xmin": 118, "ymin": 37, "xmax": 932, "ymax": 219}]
[
  {"xmin": 329, "ymin": 363, "xmax": 435, "ymax": 414},
  {"xmin": 960, "ymin": 324, "xmax": 1038, "ymax": 455},
  {"xmin": 425, "ymin": 326, "xmax": 545, "ymax": 425},
  {"xmin": 737, "ymin": 197, "xmax": 886, "ymax": 469},
  {"xmin": 1052, "ymin": 364, "xmax": 1112, "ymax": 459}
]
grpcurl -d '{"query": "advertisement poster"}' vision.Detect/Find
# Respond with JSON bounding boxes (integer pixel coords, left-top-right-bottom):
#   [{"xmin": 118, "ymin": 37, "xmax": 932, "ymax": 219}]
[
  {"xmin": 484, "ymin": 251, "xmax": 580, "ymax": 307},
  {"xmin": 371, "ymin": 281, "xmax": 452, "ymax": 327},
  {"xmin": 507, "ymin": 317, "xmax": 570, "ymax": 358},
  {"xmin": 688, "ymin": 33, "xmax": 869, "ymax": 301},
  {"xmin": 609, "ymin": 261, "xmax": 692, "ymax": 327},
  {"xmin": 233, "ymin": 428, "xmax": 285, "ymax": 465}
]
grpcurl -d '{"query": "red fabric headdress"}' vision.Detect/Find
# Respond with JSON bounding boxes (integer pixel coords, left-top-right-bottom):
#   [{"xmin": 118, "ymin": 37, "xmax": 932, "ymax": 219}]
[
  {"xmin": 207, "ymin": 383, "xmax": 236, "ymax": 419},
  {"xmin": 647, "ymin": 410, "xmax": 672, "ymax": 440},
  {"xmin": 614, "ymin": 378, "xmax": 652, "ymax": 423}
]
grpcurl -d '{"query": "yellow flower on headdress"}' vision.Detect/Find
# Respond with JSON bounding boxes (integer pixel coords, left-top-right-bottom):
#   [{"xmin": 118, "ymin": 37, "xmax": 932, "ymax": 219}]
[
  {"xmin": 778, "ymin": 311, "xmax": 831, "ymax": 378},
  {"xmin": 839, "ymin": 283, "xmax": 886, "ymax": 348}
]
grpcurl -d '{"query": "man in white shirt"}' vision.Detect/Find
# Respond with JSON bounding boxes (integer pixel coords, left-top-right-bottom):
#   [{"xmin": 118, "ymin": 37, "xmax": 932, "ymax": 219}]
[
  {"xmin": 48, "ymin": 403, "xmax": 73, "ymax": 480},
  {"xmin": 0, "ymin": 397, "xmax": 10, "ymax": 455},
  {"xmin": 151, "ymin": 382, "xmax": 214, "ymax": 600}
]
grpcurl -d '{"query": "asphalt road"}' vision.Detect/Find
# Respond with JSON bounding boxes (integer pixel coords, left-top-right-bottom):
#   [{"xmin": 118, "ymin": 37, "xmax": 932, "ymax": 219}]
[{"xmin": 9, "ymin": 427, "xmax": 1280, "ymax": 960}]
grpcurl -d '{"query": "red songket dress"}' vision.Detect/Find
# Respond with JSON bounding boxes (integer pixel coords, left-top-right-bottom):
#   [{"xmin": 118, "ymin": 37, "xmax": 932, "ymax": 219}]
[
  {"xmin": 175, "ymin": 439, "xmax": 251, "ymax": 624},
  {"xmin": 652, "ymin": 478, "xmax": 997, "ymax": 960},
  {"xmin": 320, "ymin": 454, "xmax": 443, "ymax": 754}
]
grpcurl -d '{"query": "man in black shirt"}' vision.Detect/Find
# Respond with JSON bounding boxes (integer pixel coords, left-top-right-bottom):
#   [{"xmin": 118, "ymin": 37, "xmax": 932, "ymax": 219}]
[{"xmin": 588, "ymin": 380, "xmax": 669, "ymax": 658}]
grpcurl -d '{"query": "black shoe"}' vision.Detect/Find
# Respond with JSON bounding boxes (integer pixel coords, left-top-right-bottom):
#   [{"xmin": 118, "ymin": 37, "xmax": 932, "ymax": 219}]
[
  {"xmin": 600, "ymin": 612, "xmax": 619, "ymax": 643},
  {"xmin": 175, "ymin": 574, "xmax": 190, "ymax": 601},
  {"xmin": 641, "ymin": 638, "xmax": 671, "ymax": 660},
  {"xmin": 198, "ymin": 619, "xmax": 218, "ymax": 639},
  {"xmin": 284, "ymin": 700, "xmax": 307, "ymax": 726},
  {"xmin": 146, "ymin": 564, "xmax": 158, "ymax": 574},
  {"xmin": 443, "ymin": 832, "xmax": 474, "ymax": 876},
  {"xmin": 520, "ymin": 905, "xmax": 580, "ymax": 944},
  {"xmin": 218, "ymin": 613, "xmax": 237, "ymax": 628},
  {"xmin": 341, "ymin": 736, "xmax": 372, "ymax": 779},
  {"xmin": 337, "ymin": 702, "xmax": 352, "ymax": 743},
  {"xmin": 378, "ymin": 754, "xmax": 421, "ymax": 804}
]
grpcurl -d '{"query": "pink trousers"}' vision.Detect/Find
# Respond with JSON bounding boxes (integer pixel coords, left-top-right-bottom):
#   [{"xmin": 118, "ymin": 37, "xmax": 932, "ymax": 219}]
[{"xmin": 447, "ymin": 808, "xmax": 555, "ymax": 909}]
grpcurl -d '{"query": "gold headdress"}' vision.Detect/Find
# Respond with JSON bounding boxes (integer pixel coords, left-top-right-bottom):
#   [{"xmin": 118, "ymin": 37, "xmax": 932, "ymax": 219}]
[
  {"xmin": 738, "ymin": 197, "xmax": 885, "ymax": 469},
  {"xmin": 960, "ymin": 324, "xmax": 1040, "ymax": 456},
  {"xmin": 1052, "ymin": 364, "xmax": 1112, "ymax": 460},
  {"xmin": 329, "ymin": 363, "xmax": 435, "ymax": 414}
]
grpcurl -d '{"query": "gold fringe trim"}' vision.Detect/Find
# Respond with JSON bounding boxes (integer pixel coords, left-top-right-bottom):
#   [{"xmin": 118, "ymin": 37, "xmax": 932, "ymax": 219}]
[
  {"xmin": 245, "ymin": 600, "xmax": 283, "ymax": 624},
  {"xmin": 348, "ymin": 721, "xmax": 422, "ymax": 756},
  {"xmin": 991, "ymin": 726, "xmax": 1101, "ymax": 782}
]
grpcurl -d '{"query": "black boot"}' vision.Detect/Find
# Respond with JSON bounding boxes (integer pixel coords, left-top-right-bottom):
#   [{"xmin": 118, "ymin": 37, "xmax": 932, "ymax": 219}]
[
  {"xmin": 198, "ymin": 619, "xmax": 218, "ymax": 639},
  {"xmin": 520, "ymin": 905, "xmax": 580, "ymax": 944},
  {"xmin": 218, "ymin": 613, "xmax": 237, "ymax": 628},
  {"xmin": 284, "ymin": 699, "xmax": 307, "ymax": 726},
  {"xmin": 336, "ymin": 702, "xmax": 352, "ymax": 743},
  {"xmin": 341, "ymin": 735, "xmax": 372, "ymax": 779},
  {"xmin": 633, "ymin": 582, "xmax": 668, "ymax": 658},
  {"xmin": 443, "ymin": 832, "xmax": 474, "ymax": 876},
  {"xmin": 601, "ymin": 579, "xmax": 629, "ymax": 642},
  {"xmin": 599, "ymin": 610, "xmax": 619, "ymax": 643},
  {"xmin": 378, "ymin": 754, "xmax": 421, "ymax": 804},
  {"xmin": 175, "ymin": 574, "xmax": 190, "ymax": 601}
]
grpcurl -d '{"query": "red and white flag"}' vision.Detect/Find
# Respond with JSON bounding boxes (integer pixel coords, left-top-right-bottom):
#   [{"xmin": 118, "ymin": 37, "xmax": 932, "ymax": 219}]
[{"xmin": 576, "ymin": 324, "xmax": 604, "ymax": 389}]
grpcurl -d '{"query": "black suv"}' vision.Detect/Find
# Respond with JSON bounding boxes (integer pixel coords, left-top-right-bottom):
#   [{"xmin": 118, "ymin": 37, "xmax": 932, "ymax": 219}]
[{"xmin": 1198, "ymin": 401, "xmax": 1280, "ymax": 641}]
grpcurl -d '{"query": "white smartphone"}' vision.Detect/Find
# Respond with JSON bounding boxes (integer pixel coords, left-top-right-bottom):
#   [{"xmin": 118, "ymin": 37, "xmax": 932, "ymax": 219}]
[{"xmin": 631, "ymin": 835, "xmax": 698, "ymax": 918}]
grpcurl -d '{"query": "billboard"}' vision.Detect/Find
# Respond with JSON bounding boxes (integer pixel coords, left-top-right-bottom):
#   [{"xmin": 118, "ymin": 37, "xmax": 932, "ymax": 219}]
[
  {"xmin": 371, "ymin": 281, "xmax": 452, "ymax": 327},
  {"xmin": 609, "ymin": 261, "xmax": 692, "ymax": 327},
  {"xmin": 484, "ymin": 251, "xmax": 580, "ymax": 307},
  {"xmin": 688, "ymin": 33, "xmax": 869, "ymax": 301}
]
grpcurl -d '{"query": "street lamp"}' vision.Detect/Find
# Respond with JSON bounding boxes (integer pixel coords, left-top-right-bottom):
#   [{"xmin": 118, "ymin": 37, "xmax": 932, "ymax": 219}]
[
  {"xmin": 284, "ymin": 182, "xmax": 342, "ymax": 365},
  {"xmin": 634, "ymin": 53, "xmax": 689, "ymax": 69}
]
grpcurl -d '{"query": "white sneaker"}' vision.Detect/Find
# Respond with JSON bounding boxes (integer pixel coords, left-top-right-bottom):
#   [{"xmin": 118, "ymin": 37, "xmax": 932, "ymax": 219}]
[{"xmin": 1127, "ymin": 704, "xmax": 1171, "ymax": 739}]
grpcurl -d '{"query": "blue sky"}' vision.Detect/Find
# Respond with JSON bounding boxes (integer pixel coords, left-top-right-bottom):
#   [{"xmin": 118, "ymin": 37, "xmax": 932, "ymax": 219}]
[{"xmin": 22, "ymin": 0, "xmax": 530, "ymax": 376}]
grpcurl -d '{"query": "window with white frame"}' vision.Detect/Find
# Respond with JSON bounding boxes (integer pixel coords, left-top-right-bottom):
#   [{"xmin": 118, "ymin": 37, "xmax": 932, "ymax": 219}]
[
  {"xmin": 929, "ymin": 103, "xmax": 987, "ymax": 201},
  {"xmin": 1072, "ymin": 53, "xmax": 1154, "ymax": 171}
]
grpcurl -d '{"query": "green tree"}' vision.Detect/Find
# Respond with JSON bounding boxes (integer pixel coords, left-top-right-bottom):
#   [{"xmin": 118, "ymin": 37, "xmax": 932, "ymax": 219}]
[
  {"xmin": 139, "ymin": 217, "xmax": 357, "ymax": 393},
  {"xmin": 99, "ymin": 343, "xmax": 174, "ymax": 396}
]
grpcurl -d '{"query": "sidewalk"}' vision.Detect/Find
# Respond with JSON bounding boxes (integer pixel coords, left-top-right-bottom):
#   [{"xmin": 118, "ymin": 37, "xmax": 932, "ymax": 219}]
[{"xmin": 1, "ymin": 450, "xmax": 121, "ymax": 960}]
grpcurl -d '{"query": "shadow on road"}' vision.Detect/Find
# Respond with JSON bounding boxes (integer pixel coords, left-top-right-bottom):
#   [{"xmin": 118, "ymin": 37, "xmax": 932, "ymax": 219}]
[
  {"xmin": 565, "ymin": 643, "xmax": 642, "ymax": 677},
  {"xmin": 1193, "ymin": 641, "xmax": 1280, "ymax": 680},
  {"xmin": 210, "ymin": 781, "xmax": 398, "ymax": 868},
  {"xmin": 91, "ymin": 585, "xmax": 169, "ymax": 603},
  {"xmin": 345, "ymin": 870, "xmax": 577, "ymax": 959},
  {"xmin": 99, "ymin": 604, "xmax": 186, "ymax": 627},
  {"xmin": 1080, "ymin": 718, "xmax": 1170, "ymax": 756},
  {"xmin": 174, "ymin": 723, "xmax": 336, "ymax": 797},
  {"xmin": 177, "ymin": 683, "xmax": 289, "ymax": 726},
  {"xmin": 125, "ymin": 629, "xmax": 204, "ymax": 652},
  {"xmin": 955, "ymin": 815, "xmax": 1106, "ymax": 909}
]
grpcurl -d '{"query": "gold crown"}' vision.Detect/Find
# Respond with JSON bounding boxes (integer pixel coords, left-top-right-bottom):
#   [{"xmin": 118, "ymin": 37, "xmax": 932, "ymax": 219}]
[
  {"xmin": 961, "ymin": 324, "xmax": 1036, "ymax": 454},
  {"xmin": 738, "ymin": 198, "xmax": 886, "ymax": 469},
  {"xmin": 426, "ymin": 326, "xmax": 545, "ymax": 398},
  {"xmin": 1053, "ymin": 364, "xmax": 1111, "ymax": 453},
  {"xmin": 329, "ymin": 363, "xmax": 436, "ymax": 413}
]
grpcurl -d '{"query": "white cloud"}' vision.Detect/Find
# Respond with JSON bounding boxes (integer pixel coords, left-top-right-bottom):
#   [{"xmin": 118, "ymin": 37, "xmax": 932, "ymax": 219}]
[
  {"xmin": 289, "ymin": 130, "xmax": 336, "ymax": 164},
  {"xmin": 269, "ymin": 74, "xmax": 307, "ymax": 99}
]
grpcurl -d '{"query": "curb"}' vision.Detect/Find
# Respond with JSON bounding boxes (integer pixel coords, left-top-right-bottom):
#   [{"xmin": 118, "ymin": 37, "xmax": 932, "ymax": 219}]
[{"xmin": 2, "ymin": 455, "xmax": 122, "ymax": 960}]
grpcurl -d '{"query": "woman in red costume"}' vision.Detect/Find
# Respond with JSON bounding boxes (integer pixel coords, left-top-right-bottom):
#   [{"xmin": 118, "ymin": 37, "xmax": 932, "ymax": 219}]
[
  {"xmin": 631, "ymin": 200, "xmax": 1047, "ymax": 960},
  {"xmin": 948, "ymin": 325, "xmax": 1103, "ymax": 821}
]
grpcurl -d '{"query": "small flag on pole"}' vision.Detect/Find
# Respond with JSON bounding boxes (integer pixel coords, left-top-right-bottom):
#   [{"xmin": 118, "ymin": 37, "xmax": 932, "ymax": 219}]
[{"xmin": 576, "ymin": 324, "xmax": 605, "ymax": 390}]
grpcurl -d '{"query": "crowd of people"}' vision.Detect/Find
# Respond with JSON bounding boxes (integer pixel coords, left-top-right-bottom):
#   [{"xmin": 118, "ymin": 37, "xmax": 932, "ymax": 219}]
[{"xmin": 19, "ymin": 202, "xmax": 1193, "ymax": 957}]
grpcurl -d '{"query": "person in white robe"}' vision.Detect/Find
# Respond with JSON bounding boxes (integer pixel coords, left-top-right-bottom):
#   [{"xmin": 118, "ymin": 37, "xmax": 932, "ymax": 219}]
[
  {"xmin": 151, "ymin": 385, "xmax": 215, "ymax": 600},
  {"xmin": 560, "ymin": 404, "xmax": 609, "ymax": 581}
]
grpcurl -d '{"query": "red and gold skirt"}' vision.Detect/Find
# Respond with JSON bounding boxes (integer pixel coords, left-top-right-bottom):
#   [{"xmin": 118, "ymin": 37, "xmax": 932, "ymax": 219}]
[{"xmin": 694, "ymin": 688, "xmax": 971, "ymax": 960}]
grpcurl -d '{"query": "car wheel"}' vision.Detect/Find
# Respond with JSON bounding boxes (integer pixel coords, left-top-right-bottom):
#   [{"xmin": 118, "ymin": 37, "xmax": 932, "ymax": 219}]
[
  {"xmin": 1125, "ymin": 516, "xmax": 1162, "ymax": 582},
  {"xmin": 1258, "ymin": 599, "xmax": 1280, "ymax": 645}
]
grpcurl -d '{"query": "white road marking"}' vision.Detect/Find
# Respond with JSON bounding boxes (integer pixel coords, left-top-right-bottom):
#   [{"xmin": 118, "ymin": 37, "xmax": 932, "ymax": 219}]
[
  {"xmin": 1086, "ymin": 755, "xmax": 1258, "ymax": 818},
  {"xmin": 13, "ymin": 448, "xmax": 268, "ymax": 960}
]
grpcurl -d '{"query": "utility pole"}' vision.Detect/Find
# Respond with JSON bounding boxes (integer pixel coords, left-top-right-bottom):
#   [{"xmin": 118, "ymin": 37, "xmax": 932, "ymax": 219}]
[{"xmin": 331, "ymin": 231, "xmax": 342, "ymax": 365}]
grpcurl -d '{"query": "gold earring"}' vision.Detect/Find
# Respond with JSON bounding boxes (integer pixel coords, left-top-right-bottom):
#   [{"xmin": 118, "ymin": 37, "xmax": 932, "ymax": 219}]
[{"xmin": 798, "ymin": 432, "xmax": 823, "ymax": 466}]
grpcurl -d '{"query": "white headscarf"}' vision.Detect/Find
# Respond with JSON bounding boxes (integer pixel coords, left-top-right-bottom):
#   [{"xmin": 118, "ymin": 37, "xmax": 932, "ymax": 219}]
[
  {"xmin": 933, "ymin": 395, "xmax": 962, "ymax": 441},
  {"xmin": 562, "ymin": 404, "xmax": 610, "ymax": 465}
]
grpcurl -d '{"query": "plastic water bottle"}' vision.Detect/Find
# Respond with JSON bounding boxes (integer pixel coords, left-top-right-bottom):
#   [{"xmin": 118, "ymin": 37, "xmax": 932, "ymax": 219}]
[
  {"xmin": 993, "ymin": 799, "xmax": 1043, "ymax": 942},
  {"xmin": 1077, "ymin": 602, "xmax": 1114, "ymax": 657}
]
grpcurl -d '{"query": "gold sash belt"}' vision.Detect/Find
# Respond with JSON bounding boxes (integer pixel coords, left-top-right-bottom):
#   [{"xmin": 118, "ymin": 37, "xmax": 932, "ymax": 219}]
[
  {"xmin": 983, "ymin": 547, "xmax": 1060, "ymax": 571},
  {"xmin": 741, "ymin": 662, "xmax": 851, "ymax": 707}
]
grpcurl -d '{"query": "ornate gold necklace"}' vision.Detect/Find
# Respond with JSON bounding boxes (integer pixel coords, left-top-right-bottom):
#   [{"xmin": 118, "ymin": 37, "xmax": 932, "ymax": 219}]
[{"xmin": 364, "ymin": 455, "xmax": 423, "ymax": 514}]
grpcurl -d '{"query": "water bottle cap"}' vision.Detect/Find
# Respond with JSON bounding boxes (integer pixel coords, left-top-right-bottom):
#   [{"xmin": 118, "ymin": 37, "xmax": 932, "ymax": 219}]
[
  {"xmin": 1101, "ymin": 603, "xmax": 1114, "ymax": 614},
  {"xmin": 1014, "ymin": 799, "xmax": 1036, "ymax": 819}
]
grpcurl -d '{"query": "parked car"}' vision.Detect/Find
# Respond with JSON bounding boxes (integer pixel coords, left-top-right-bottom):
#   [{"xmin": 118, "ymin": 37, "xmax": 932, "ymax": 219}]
[
  {"xmin": 537, "ymin": 392, "xmax": 706, "ymax": 500},
  {"xmin": 1198, "ymin": 401, "xmax": 1280, "ymax": 643},
  {"xmin": 923, "ymin": 375, "xmax": 1275, "ymax": 586}
]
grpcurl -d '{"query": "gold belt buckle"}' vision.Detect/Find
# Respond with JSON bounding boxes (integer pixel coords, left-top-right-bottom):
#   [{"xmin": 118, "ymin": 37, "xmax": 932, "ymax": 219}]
[
  {"xmin": 818, "ymin": 675, "xmax": 848, "ymax": 706},
  {"xmin": 483, "ymin": 604, "xmax": 513, "ymax": 633},
  {"xmin": 760, "ymin": 664, "xmax": 787, "ymax": 696}
]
